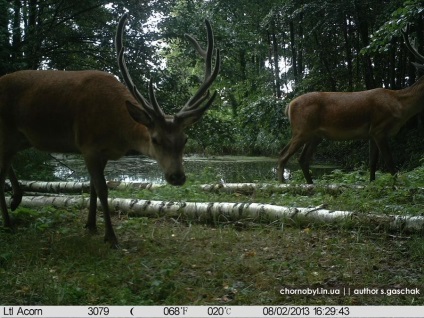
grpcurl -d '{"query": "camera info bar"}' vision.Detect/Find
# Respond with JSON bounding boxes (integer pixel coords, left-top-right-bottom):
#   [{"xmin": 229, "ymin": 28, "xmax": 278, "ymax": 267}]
[{"xmin": 1, "ymin": 306, "xmax": 424, "ymax": 318}]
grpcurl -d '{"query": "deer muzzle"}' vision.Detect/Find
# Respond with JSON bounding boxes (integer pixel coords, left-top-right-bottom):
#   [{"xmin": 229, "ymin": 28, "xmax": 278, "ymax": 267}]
[{"xmin": 165, "ymin": 171, "xmax": 187, "ymax": 186}]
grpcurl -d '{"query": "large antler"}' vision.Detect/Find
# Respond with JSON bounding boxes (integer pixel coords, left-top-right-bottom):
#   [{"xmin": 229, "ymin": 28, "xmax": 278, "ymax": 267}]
[
  {"xmin": 176, "ymin": 20, "xmax": 221, "ymax": 121},
  {"xmin": 116, "ymin": 13, "xmax": 165, "ymax": 121},
  {"xmin": 116, "ymin": 13, "xmax": 220, "ymax": 126},
  {"xmin": 401, "ymin": 25, "xmax": 424, "ymax": 71}
]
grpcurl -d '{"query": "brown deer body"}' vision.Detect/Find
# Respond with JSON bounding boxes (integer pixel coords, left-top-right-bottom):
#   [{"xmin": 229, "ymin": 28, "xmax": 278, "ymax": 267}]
[
  {"xmin": 278, "ymin": 29, "xmax": 424, "ymax": 184},
  {"xmin": 278, "ymin": 79, "xmax": 424, "ymax": 183},
  {"xmin": 0, "ymin": 14, "xmax": 220, "ymax": 247}
]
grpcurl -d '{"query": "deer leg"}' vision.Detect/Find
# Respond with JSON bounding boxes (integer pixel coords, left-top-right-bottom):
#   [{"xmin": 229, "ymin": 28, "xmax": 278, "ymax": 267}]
[
  {"xmin": 85, "ymin": 181, "xmax": 98, "ymax": 234},
  {"xmin": 374, "ymin": 137, "xmax": 396, "ymax": 176},
  {"xmin": 84, "ymin": 155, "xmax": 118, "ymax": 248},
  {"xmin": 0, "ymin": 160, "xmax": 13, "ymax": 228},
  {"xmin": 8, "ymin": 166, "xmax": 23, "ymax": 211},
  {"xmin": 369, "ymin": 140, "xmax": 379, "ymax": 181},
  {"xmin": 277, "ymin": 143, "xmax": 290, "ymax": 182},
  {"xmin": 298, "ymin": 138, "xmax": 321, "ymax": 184},
  {"xmin": 278, "ymin": 138, "xmax": 306, "ymax": 182}
]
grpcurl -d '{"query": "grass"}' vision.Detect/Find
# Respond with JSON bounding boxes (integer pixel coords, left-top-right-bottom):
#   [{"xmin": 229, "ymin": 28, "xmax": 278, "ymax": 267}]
[{"xmin": 1, "ymin": 166, "xmax": 424, "ymax": 305}]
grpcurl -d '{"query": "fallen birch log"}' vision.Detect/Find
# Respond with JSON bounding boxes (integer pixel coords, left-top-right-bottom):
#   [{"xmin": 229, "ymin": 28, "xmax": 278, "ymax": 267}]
[
  {"xmin": 8, "ymin": 180, "xmax": 424, "ymax": 196},
  {"xmin": 7, "ymin": 180, "xmax": 365, "ymax": 195},
  {"xmin": 200, "ymin": 183, "xmax": 366, "ymax": 194},
  {"xmin": 5, "ymin": 180, "xmax": 164, "ymax": 193},
  {"xmin": 105, "ymin": 181, "xmax": 164, "ymax": 191},
  {"xmin": 6, "ymin": 195, "xmax": 424, "ymax": 232},
  {"xmin": 15, "ymin": 181, "xmax": 91, "ymax": 193}
]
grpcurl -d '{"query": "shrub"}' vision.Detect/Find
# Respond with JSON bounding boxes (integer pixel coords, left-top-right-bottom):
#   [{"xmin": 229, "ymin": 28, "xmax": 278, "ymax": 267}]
[{"xmin": 237, "ymin": 96, "xmax": 290, "ymax": 155}]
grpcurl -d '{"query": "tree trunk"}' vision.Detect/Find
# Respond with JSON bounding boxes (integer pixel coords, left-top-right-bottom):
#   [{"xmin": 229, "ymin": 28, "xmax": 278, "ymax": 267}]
[
  {"xmin": 354, "ymin": 0, "xmax": 376, "ymax": 89},
  {"xmin": 6, "ymin": 180, "xmax": 164, "ymax": 193},
  {"xmin": 297, "ymin": 9, "xmax": 303, "ymax": 78},
  {"xmin": 25, "ymin": 0, "xmax": 43, "ymax": 69},
  {"xmin": 0, "ymin": 0, "xmax": 10, "ymax": 75},
  {"xmin": 289, "ymin": 20, "xmax": 298, "ymax": 84},
  {"xmin": 271, "ymin": 21, "xmax": 281, "ymax": 98},
  {"xmin": 6, "ymin": 195, "xmax": 424, "ymax": 232},
  {"xmin": 11, "ymin": 0, "xmax": 22, "ymax": 65},
  {"xmin": 343, "ymin": 16, "xmax": 353, "ymax": 91},
  {"xmin": 10, "ymin": 181, "xmax": 424, "ymax": 197},
  {"xmin": 200, "ymin": 182, "xmax": 367, "ymax": 195}
]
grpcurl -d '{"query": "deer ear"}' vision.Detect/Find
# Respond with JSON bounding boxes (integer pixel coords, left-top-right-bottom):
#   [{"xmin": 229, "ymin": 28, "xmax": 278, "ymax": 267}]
[{"xmin": 125, "ymin": 101, "xmax": 153, "ymax": 128}]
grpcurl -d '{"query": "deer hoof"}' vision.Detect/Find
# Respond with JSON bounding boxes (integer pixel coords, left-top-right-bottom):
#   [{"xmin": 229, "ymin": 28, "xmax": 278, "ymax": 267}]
[
  {"xmin": 85, "ymin": 223, "xmax": 98, "ymax": 234},
  {"xmin": 104, "ymin": 235, "xmax": 120, "ymax": 249}
]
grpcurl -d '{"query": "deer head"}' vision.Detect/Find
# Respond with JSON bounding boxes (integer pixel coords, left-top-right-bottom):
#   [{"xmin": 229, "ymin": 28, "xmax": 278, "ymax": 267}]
[{"xmin": 115, "ymin": 13, "xmax": 221, "ymax": 185}]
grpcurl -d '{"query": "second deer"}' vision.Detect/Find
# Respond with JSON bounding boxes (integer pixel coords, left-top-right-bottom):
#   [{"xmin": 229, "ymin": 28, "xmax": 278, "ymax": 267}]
[{"xmin": 278, "ymin": 27, "xmax": 424, "ymax": 184}]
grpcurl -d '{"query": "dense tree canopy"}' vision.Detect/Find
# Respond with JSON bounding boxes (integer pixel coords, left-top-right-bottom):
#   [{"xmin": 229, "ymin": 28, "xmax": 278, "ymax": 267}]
[{"xmin": 1, "ymin": 0, "xmax": 424, "ymax": 169}]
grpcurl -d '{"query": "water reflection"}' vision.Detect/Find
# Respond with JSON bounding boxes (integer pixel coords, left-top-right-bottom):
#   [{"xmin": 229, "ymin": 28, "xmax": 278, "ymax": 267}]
[
  {"xmin": 51, "ymin": 154, "xmax": 338, "ymax": 184},
  {"xmin": 52, "ymin": 155, "xmax": 279, "ymax": 183}
]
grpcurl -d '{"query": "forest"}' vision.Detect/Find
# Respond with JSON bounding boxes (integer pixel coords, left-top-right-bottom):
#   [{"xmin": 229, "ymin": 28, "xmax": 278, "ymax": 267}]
[
  {"xmin": 1, "ymin": 0, "xmax": 424, "ymax": 174},
  {"xmin": 1, "ymin": 0, "xmax": 424, "ymax": 306}
]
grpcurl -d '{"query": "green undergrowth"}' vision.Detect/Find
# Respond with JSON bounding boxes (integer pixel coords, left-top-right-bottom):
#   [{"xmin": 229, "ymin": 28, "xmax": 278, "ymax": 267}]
[
  {"xmin": 1, "ymin": 165, "xmax": 424, "ymax": 305},
  {"xmin": 110, "ymin": 165, "xmax": 424, "ymax": 219}
]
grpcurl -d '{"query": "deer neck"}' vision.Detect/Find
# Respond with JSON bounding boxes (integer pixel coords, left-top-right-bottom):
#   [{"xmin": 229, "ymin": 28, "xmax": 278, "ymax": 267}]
[
  {"xmin": 398, "ymin": 76, "xmax": 424, "ymax": 118},
  {"xmin": 129, "ymin": 124, "xmax": 153, "ymax": 157}
]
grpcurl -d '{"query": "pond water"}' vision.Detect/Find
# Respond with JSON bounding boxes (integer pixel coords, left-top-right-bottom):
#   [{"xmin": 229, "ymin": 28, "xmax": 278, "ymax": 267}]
[{"xmin": 51, "ymin": 154, "xmax": 337, "ymax": 184}]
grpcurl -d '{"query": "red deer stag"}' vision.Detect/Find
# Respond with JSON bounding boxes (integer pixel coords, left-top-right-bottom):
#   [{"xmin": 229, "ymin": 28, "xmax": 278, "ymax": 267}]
[
  {"xmin": 278, "ymin": 27, "xmax": 424, "ymax": 184},
  {"xmin": 0, "ymin": 13, "xmax": 220, "ymax": 247}
]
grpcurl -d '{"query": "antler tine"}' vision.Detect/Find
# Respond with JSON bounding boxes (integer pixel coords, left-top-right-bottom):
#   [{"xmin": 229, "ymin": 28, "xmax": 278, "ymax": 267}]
[
  {"xmin": 116, "ymin": 13, "xmax": 165, "ymax": 118},
  {"xmin": 177, "ymin": 91, "xmax": 218, "ymax": 120},
  {"xmin": 178, "ymin": 20, "xmax": 220, "ymax": 115},
  {"xmin": 117, "ymin": 47, "xmax": 151, "ymax": 109},
  {"xmin": 401, "ymin": 25, "xmax": 424, "ymax": 69},
  {"xmin": 148, "ymin": 79, "xmax": 166, "ymax": 118},
  {"xmin": 184, "ymin": 20, "xmax": 214, "ymax": 78},
  {"xmin": 182, "ymin": 49, "xmax": 220, "ymax": 112}
]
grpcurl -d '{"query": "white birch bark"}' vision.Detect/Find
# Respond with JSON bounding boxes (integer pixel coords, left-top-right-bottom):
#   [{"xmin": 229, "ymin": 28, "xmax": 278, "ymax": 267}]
[
  {"xmin": 6, "ymin": 180, "xmax": 164, "ymax": 193},
  {"xmin": 5, "ymin": 195, "xmax": 424, "ymax": 232},
  {"xmin": 8, "ymin": 180, "xmax": 366, "ymax": 194},
  {"xmin": 8, "ymin": 180, "xmax": 424, "ymax": 196},
  {"xmin": 14, "ymin": 181, "xmax": 91, "ymax": 193},
  {"xmin": 199, "ymin": 183, "xmax": 366, "ymax": 194}
]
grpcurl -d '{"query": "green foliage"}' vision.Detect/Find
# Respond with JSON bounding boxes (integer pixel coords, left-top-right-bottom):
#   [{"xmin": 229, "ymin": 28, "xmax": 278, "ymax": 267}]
[
  {"xmin": 2, "ymin": 2, "xmax": 424, "ymax": 304},
  {"xmin": 12, "ymin": 150, "xmax": 56, "ymax": 180},
  {"xmin": 1, "ymin": 0, "xmax": 424, "ymax": 173},
  {"xmin": 365, "ymin": 0, "xmax": 424, "ymax": 55},
  {"xmin": 186, "ymin": 113, "xmax": 236, "ymax": 154},
  {"xmin": 2, "ymin": 165, "xmax": 424, "ymax": 304},
  {"xmin": 237, "ymin": 96, "xmax": 289, "ymax": 155}
]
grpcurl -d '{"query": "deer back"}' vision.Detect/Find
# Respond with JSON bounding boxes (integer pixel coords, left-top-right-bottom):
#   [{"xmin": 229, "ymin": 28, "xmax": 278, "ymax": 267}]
[{"xmin": 0, "ymin": 69, "xmax": 150, "ymax": 159}]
